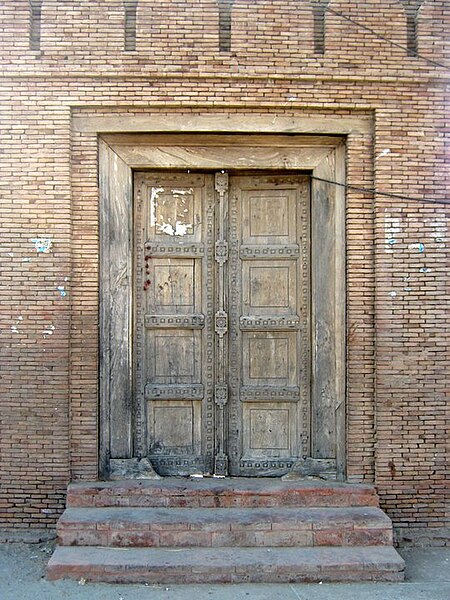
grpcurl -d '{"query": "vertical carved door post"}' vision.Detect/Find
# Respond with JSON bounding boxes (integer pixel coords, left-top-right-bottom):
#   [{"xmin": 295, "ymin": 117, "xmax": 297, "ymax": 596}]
[{"xmin": 214, "ymin": 173, "xmax": 230, "ymax": 476}]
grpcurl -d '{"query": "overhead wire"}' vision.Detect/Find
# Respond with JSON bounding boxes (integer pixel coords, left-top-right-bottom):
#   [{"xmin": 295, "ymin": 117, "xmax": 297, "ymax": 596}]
[
  {"xmin": 311, "ymin": 176, "xmax": 450, "ymax": 206},
  {"xmin": 324, "ymin": 6, "xmax": 449, "ymax": 71},
  {"xmin": 310, "ymin": 8, "xmax": 449, "ymax": 207}
]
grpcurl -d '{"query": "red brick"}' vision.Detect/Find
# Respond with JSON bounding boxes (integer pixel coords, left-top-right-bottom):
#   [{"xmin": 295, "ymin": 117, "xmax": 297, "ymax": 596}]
[{"xmin": 0, "ymin": 0, "xmax": 447, "ymax": 540}]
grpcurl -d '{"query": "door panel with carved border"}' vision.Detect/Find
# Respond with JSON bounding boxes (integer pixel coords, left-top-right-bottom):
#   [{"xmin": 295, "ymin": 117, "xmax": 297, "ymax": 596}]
[
  {"xmin": 228, "ymin": 175, "xmax": 310, "ymax": 476},
  {"xmin": 134, "ymin": 172, "xmax": 310, "ymax": 477},
  {"xmin": 134, "ymin": 173, "xmax": 215, "ymax": 476}
]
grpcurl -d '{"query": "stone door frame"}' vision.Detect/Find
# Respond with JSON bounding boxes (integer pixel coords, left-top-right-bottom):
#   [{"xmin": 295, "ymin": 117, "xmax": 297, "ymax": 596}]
[{"xmin": 92, "ymin": 115, "xmax": 360, "ymax": 480}]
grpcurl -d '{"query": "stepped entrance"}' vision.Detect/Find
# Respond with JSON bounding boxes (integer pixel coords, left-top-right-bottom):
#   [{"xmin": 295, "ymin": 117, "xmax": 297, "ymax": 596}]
[
  {"xmin": 49, "ymin": 128, "xmax": 403, "ymax": 585},
  {"xmin": 48, "ymin": 479, "xmax": 405, "ymax": 583}
]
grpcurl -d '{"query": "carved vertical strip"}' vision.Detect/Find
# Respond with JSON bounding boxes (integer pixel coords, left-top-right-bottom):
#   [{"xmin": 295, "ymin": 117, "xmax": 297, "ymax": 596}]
[
  {"xmin": 204, "ymin": 178, "xmax": 216, "ymax": 474},
  {"xmin": 29, "ymin": 0, "xmax": 43, "ymax": 51},
  {"xmin": 228, "ymin": 179, "xmax": 240, "ymax": 473},
  {"xmin": 299, "ymin": 179, "xmax": 311, "ymax": 458},
  {"xmin": 124, "ymin": 0, "xmax": 138, "ymax": 52},
  {"xmin": 134, "ymin": 176, "xmax": 145, "ymax": 459},
  {"xmin": 217, "ymin": 0, "xmax": 234, "ymax": 52},
  {"xmin": 214, "ymin": 172, "xmax": 229, "ymax": 476}
]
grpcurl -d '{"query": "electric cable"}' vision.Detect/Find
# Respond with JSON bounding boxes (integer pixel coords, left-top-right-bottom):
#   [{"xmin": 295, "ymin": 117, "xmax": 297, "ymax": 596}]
[
  {"xmin": 325, "ymin": 6, "xmax": 449, "ymax": 71},
  {"xmin": 311, "ymin": 176, "xmax": 450, "ymax": 205}
]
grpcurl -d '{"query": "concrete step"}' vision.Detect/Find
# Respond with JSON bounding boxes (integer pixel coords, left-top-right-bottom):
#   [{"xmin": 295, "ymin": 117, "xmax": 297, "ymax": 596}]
[
  {"xmin": 67, "ymin": 478, "xmax": 379, "ymax": 509},
  {"xmin": 47, "ymin": 545, "xmax": 405, "ymax": 583},
  {"xmin": 57, "ymin": 505, "xmax": 393, "ymax": 548}
]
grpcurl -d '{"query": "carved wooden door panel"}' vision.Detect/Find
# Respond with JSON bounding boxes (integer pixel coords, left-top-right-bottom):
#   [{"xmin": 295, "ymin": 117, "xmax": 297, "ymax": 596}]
[
  {"xmin": 134, "ymin": 173, "xmax": 216, "ymax": 476},
  {"xmin": 227, "ymin": 175, "xmax": 310, "ymax": 476},
  {"xmin": 134, "ymin": 172, "xmax": 310, "ymax": 477}
]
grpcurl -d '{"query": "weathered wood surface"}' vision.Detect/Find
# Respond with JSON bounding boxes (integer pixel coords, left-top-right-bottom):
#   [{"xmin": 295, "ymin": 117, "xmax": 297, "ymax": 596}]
[
  {"xmin": 133, "ymin": 172, "xmax": 315, "ymax": 477},
  {"xmin": 311, "ymin": 143, "xmax": 346, "ymax": 472},
  {"xmin": 99, "ymin": 138, "xmax": 347, "ymax": 479},
  {"xmin": 228, "ymin": 175, "xmax": 311, "ymax": 476},
  {"xmin": 102, "ymin": 134, "xmax": 339, "ymax": 171},
  {"xmin": 282, "ymin": 458, "xmax": 337, "ymax": 480},
  {"xmin": 103, "ymin": 134, "xmax": 341, "ymax": 148},
  {"xmin": 74, "ymin": 114, "xmax": 372, "ymax": 134},
  {"xmin": 109, "ymin": 458, "xmax": 161, "ymax": 480},
  {"xmin": 334, "ymin": 142, "xmax": 347, "ymax": 481},
  {"xmin": 109, "ymin": 145, "xmax": 332, "ymax": 170},
  {"xmin": 312, "ymin": 152, "xmax": 336, "ymax": 460},
  {"xmin": 134, "ymin": 173, "xmax": 214, "ymax": 476},
  {"xmin": 99, "ymin": 140, "xmax": 133, "ymax": 471}
]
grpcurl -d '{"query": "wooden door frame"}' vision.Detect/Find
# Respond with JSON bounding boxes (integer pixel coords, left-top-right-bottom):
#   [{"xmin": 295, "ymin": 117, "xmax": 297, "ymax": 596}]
[{"xmin": 97, "ymin": 120, "xmax": 351, "ymax": 480}]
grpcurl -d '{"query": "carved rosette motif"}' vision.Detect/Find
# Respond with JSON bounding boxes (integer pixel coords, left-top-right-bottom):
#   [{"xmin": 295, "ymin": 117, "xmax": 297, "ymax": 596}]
[
  {"xmin": 214, "ymin": 383, "xmax": 228, "ymax": 407},
  {"xmin": 215, "ymin": 239, "xmax": 229, "ymax": 264},
  {"xmin": 215, "ymin": 172, "xmax": 228, "ymax": 194},
  {"xmin": 214, "ymin": 453, "xmax": 228, "ymax": 476},
  {"xmin": 214, "ymin": 310, "xmax": 228, "ymax": 337}
]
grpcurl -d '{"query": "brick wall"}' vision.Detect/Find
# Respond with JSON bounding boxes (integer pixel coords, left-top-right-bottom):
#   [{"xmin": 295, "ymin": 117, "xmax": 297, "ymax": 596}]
[{"xmin": 0, "ymin": 0, "xmax": 448, "ymax": 541}]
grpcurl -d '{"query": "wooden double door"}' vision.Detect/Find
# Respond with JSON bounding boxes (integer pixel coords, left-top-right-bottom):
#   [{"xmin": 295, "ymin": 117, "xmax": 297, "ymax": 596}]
[{"xmin": 134, "ymin": 171, "xmax": 311, "ymax": 477}]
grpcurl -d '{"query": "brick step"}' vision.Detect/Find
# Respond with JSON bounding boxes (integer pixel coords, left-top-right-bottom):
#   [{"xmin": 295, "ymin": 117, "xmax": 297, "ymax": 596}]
[
  {"xmin": 57, "ymin": 506, "xmax": 393, "ymax": 548},
  {"xmin": 47, "ymin": 545, "xmax": 405, "ymax": 583},
  {"xmin": 67, "ymin": 478, "xmax": 379, "ymax": 508}
]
